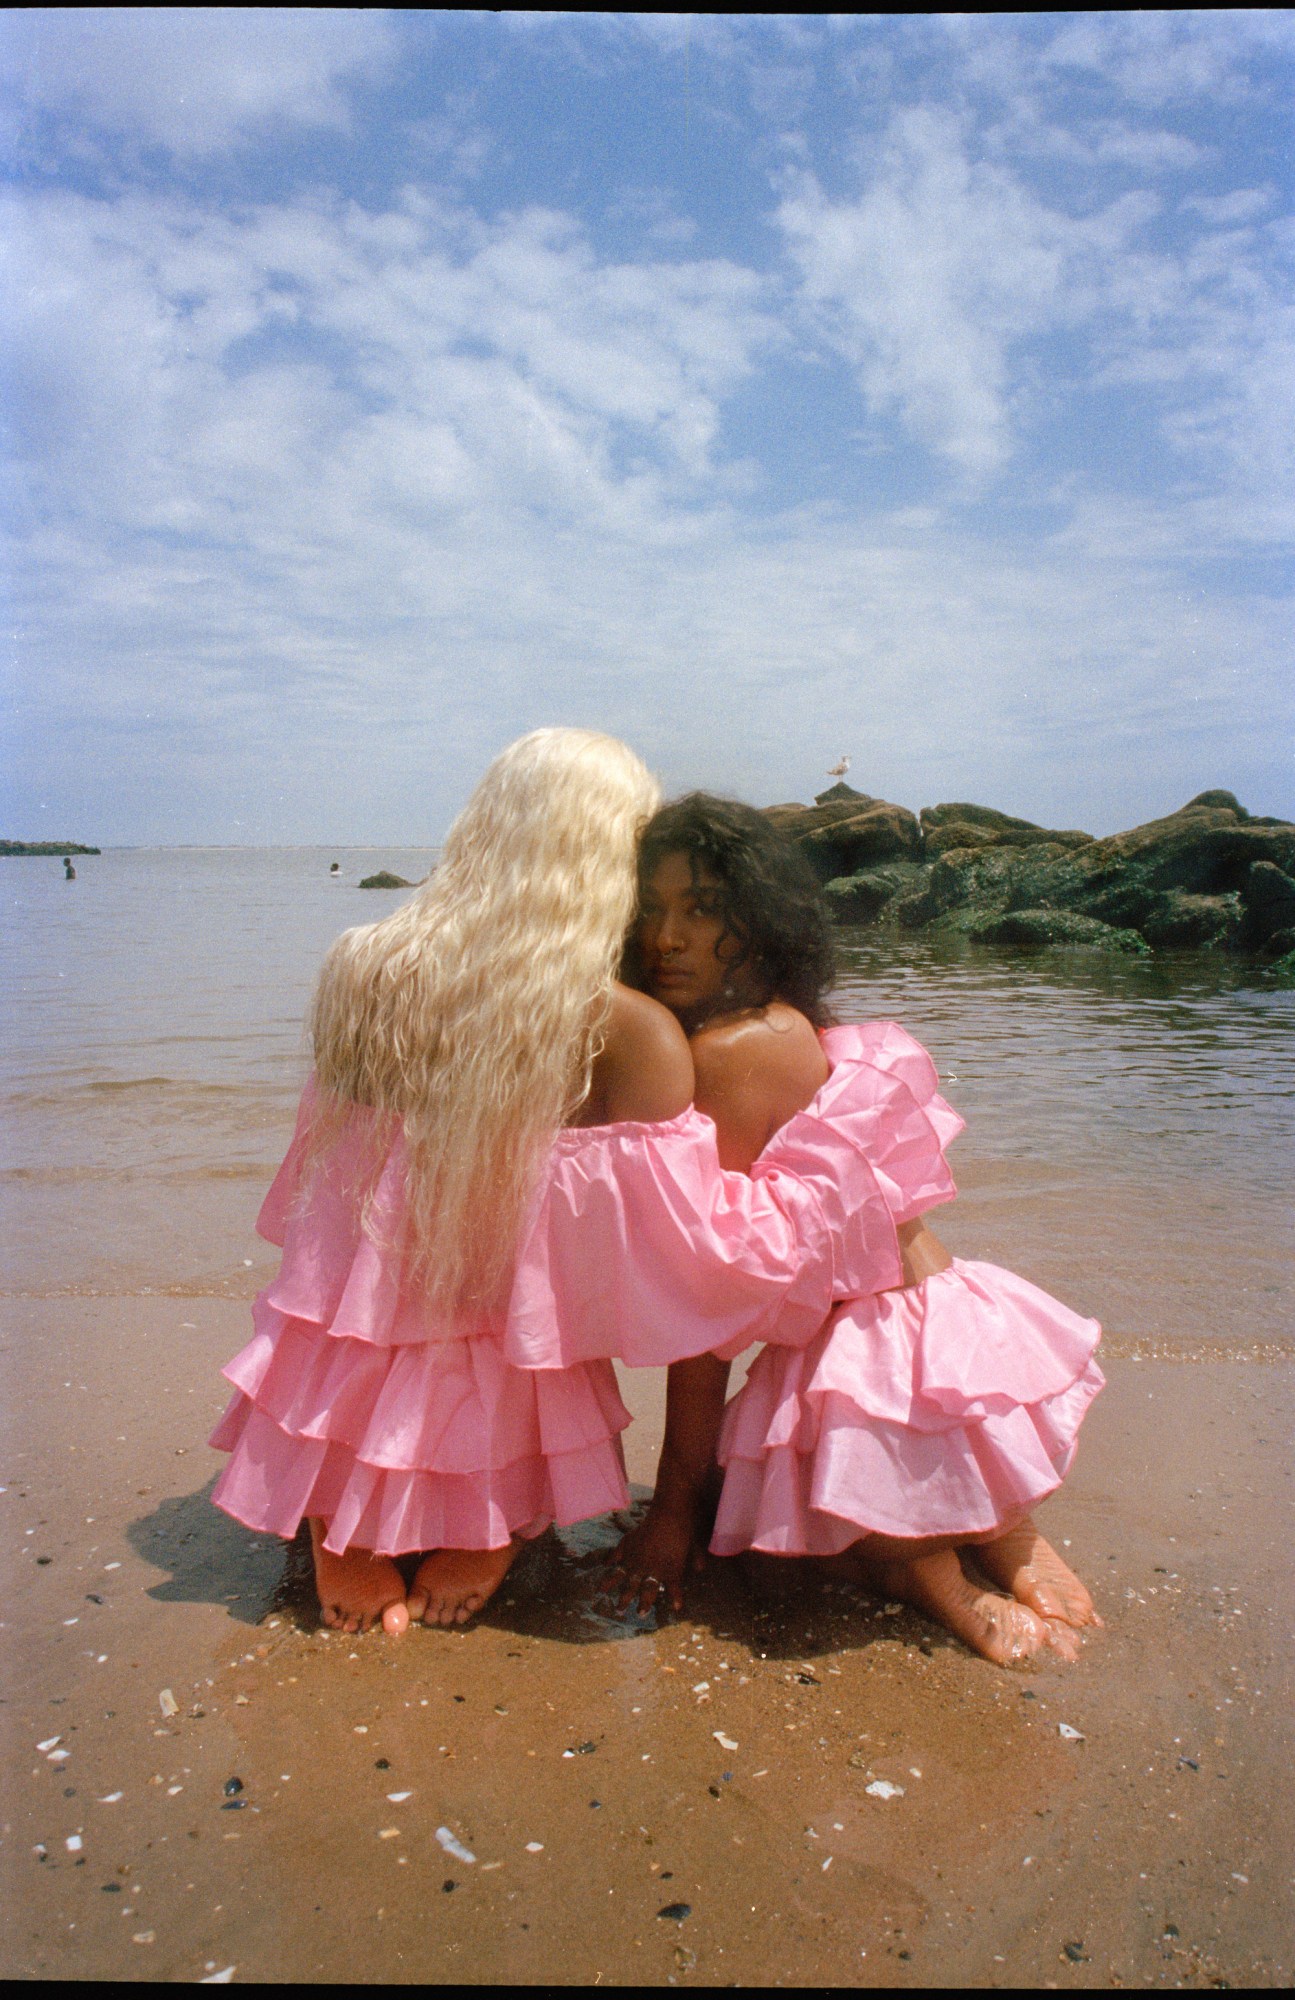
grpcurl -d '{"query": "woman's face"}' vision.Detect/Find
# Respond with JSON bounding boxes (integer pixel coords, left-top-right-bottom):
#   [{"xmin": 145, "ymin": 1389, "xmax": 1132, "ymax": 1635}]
[{"xmin": 636, "ymin": 851, "xmax": 745, "ymax": 1020}]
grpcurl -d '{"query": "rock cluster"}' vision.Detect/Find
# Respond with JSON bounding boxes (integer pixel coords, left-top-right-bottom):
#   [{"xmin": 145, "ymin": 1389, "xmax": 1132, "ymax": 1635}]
[{"xmin": 767, "ymin": 784, "xmax": 1295, "ymax": 967}]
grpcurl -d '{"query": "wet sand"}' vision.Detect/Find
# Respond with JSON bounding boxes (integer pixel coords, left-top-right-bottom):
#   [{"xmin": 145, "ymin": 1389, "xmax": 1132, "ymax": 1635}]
[{"xmin": 3, "ymin": 1287, "xmax": 1291, "ymax": 1987}]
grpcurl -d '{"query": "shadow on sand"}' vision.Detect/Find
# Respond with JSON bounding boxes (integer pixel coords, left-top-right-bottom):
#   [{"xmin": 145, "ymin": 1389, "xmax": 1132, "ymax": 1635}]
[
  {"xmin": 126, "ymin": 1478, "xmax": 946, "ymax": 1665},
  {"xmin": 126, "ymin": 1475, "xmax": 308, "ymax": 1628}
]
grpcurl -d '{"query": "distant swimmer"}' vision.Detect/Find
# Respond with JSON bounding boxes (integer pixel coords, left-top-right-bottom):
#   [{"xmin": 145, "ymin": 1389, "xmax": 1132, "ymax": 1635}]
[
  {"xmin": 330, "ymin": 862, "xmax": 341, "ymax": 876},
  {"xmin": 62, "ymin": 857, "xmax": 76, "ymax": 879},
  {"xmin": 826, "ymin": 754, "xmax": 851, "ymax": 779}
]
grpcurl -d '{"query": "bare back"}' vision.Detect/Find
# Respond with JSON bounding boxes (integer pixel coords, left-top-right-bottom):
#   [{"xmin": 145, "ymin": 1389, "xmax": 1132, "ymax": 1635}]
[{"xmin": 690, "ymin": 1002, "xmax": 829, "ymax": 1171}]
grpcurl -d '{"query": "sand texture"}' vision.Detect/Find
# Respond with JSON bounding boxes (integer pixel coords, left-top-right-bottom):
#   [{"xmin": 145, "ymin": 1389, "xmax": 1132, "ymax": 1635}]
[{"xmin": 2, "ymin": 1290, "xmax": 1291, "ymax": 1988}]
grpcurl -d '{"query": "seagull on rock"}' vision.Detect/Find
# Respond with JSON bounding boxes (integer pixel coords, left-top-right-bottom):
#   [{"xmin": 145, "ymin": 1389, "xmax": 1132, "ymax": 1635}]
[{"xmin": 826, "ymin": 754, "xmax": 851, "ymax": 779}]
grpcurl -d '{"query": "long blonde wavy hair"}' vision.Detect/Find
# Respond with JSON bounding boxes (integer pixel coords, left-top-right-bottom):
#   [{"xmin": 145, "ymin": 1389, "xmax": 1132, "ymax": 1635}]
[{"xmin": 307, "ymin": 728, "xmax": 660, "ymax": 1318}]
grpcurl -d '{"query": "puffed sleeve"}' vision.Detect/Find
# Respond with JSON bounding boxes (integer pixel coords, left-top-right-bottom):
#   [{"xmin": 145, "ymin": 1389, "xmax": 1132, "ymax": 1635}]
[
  {"xmin": 503, "ymin": 1091, "xmax": 904, "ymax": 1370},
  {"xmin": 504, "ymin": 1022, "xmax": 965, "ymax": 1371}
]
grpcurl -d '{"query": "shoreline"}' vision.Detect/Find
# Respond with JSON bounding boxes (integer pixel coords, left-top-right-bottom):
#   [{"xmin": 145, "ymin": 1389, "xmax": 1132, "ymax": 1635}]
[{"xmin": 3, "ymin": 1291, "xmax": 1290, "ymax": 1986}]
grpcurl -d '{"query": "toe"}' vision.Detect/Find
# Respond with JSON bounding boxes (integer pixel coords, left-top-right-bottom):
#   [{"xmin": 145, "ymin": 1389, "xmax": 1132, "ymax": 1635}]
[
  {"xmin": 1043, "ymin": 1618, "xmax": 1083, "ymax": 1662},
  {"xmin": 383, "ymin": 1601, "xmax": 410, "ymax": 1637}
]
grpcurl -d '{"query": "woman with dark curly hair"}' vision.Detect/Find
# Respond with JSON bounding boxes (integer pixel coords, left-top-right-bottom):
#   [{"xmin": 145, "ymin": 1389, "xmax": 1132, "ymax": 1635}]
[{"xmin": 609, "ymin": 792, "xmax": 1105, "ymax": 1669}]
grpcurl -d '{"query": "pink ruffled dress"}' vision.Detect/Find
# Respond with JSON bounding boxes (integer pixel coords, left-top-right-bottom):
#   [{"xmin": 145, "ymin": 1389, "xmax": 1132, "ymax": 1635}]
[
  {"xmin": 707, "ymin": 1022, "xmax": 1105, "ymax": 1557},
  {"xmin": 209, "ymin": 1072, "xmax": 892, "ymax": 1557}
]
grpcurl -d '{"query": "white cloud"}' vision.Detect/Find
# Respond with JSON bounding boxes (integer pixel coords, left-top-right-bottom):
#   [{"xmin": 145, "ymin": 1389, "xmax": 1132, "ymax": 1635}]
[
  {"xmin": 1040, "ymin": 12, "xmax": 1295, "ymax": 108},
  {"xmin": 776, "ymin": 110, "xmax": 1081, "ymax": 475},
  {"xmin": 5, "ymin": 176, "xmax": 1289, "ymax": 844},
  {"xmin": 3, "ymin": 8, "xmax": 396, "ymax": 153}
]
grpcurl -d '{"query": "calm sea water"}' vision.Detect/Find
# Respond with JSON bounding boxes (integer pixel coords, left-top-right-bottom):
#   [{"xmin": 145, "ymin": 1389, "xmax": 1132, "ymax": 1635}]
[{"xmin": 2, "ymin": 847, "xmax": 1291, "ymax": 1350}]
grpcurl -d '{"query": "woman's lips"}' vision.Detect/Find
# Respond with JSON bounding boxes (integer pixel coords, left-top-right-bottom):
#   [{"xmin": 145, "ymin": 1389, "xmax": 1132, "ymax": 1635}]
[{"xmin": 651, "ymin": 964, "xmax": 693, "ymax": 987}]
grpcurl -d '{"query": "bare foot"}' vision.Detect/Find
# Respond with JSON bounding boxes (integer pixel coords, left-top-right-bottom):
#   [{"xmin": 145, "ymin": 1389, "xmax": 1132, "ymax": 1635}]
[
  {"xmin": 974, "ymin": 1517, "xmax": 1104, "ymax": 1632},
  {"xmin": 869, "ymin": 1547, "xmax": 1082, "ymax": 1667},
  {"xmin": 406, "ymin": 1542, "xmax": 520, "ymax": 1628},
  {"xmin": 309, "ymin": 1519, "xmax": 410, "ymax": 1637},
  {"xmin": 605, "ymin": 1501, "xmax": 700, "ymax": 1617}
]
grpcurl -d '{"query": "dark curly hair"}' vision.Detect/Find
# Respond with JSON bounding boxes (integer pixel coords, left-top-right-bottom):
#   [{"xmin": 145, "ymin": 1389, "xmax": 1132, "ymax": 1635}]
[{"xmin": 633, "ymin": 792, "xmax": 837, "ymax": 1028}]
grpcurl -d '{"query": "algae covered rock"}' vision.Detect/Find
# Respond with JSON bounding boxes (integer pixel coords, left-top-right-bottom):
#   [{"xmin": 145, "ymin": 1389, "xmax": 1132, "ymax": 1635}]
[
  {"xmin": 823, "ymin": 861, "xmax": 927, "ymax": 922},
  {"xmin": 767, "ymin": 781, "xmax": 1294, "ymax": 961},
  {"xmin": 358, "ymin": 870, "xmax": 414, "ymax": 890},
  {"xmin": 768, "ymin": 791, "xmax": 921, "ymax": 881},
  {"xmin": 968, "ymin": 909, "xmax": 1150, "ymax": 954},
  {"xmin": 1241, "ymin": 860, "xmax": 1295, "ymax": 949}
]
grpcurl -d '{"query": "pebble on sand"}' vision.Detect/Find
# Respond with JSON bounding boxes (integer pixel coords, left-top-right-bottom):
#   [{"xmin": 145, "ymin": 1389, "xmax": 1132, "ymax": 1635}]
[
  {"xmin": 435, "ymin": 1827, "xmax": 476, "ymax": 1865},
  {"xmin": 864, "ymin": 1781, "xmax": 905, "ymax": 1800},
  {"xmin": 158, "ymin": 1689, "xmax": 179, "ymax": 1719},
  {"xmin": 1058, "ymin": 1723, "xmax": 1085, "ymax": 1742}
]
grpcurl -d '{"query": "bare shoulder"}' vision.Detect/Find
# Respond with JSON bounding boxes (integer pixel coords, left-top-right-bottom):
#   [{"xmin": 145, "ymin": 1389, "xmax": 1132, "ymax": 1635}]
[
  {"xmin": 691, "ymin": 1003, "xmax": 828, "ymax": 1100},
  {"xmin": 592, "ymin": 983, "xmax": 693, "ymax": 1123},
  {"xmin": 605, "ymin": 982, "xmax": 691, "ymax": 1062}
]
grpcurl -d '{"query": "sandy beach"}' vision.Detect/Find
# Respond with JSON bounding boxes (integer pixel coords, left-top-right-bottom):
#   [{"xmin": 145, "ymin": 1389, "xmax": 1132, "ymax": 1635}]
[
  {"xmin": 3, "ymin": 855, "xmax": 1291, "ymax": 1985},
  {"xmin": 3, "ymin": 1279, "xmax": 1291, "ymax": 1987}
]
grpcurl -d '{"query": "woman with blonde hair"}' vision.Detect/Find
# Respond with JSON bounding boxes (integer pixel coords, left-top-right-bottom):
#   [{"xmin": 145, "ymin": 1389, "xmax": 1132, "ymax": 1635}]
[{"xmin": 210, "ymin": 729, "xmax": 874, "ymax": 1634}]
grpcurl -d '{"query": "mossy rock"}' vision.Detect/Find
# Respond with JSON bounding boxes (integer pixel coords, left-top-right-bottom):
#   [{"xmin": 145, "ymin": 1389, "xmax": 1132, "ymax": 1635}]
[
  {"xmin": 1138, "ymin": 891, "xmax": 1242, "ymax": 950},
  {"xmin": 969, "ymin": 909, "xmax": 1150, "ymax": 954},
  {"xmin": 358, "ymin": 871, "xmax": 414, "ymax": 890},
  {"xmin": 823, "ymin": 861, "xmax": 929, "ymax": 922}
]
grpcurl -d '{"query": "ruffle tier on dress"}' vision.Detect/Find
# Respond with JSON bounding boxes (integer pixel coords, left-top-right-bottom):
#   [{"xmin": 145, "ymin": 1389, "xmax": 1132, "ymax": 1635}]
[
  {"xmin": 210, "ymin": 1084, "xmax": 636, "ymax": 1555},
  {"xmin": 709, "ymin": 1022, "xmax": 1105, "ymax": 1555}
]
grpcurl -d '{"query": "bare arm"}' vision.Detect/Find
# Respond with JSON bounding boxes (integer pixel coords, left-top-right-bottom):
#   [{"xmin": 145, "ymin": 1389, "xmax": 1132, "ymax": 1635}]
[
  {"xmin": 896, "ymin": 1215, "xmax": 954, "ymax": 1285},
  {"xmin": 610, "ymin": 1011, "xmax": 825, "ymax": 1613}
]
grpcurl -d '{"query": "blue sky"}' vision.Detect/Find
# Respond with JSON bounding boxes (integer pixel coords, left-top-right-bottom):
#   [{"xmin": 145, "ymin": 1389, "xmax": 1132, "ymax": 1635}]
[{"xmin": 2, "ymin": 10, "xmax": 1292, "ymax": 844}]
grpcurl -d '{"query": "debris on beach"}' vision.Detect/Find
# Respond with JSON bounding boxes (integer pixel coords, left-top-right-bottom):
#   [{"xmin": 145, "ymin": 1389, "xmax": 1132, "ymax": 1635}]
[
  {"xmin": 1057, "ymin": 1723, "xmax": 1085, "ymax": 1742},
  {"xmin": 658, "ymin": 1903, "xmax": 692, "ymax": 1922},
  {"xmin": 199, "ymin": 1968, "xmax": 236, "ymax": 1984},
  {"xmin": 158, "ymin": 1688, "xmax": 179, "ymax": 1719},
  {"xmin": 223, "ymin": 1777, "xmax": 243, "ymax": 1796},
  {"xmin": 712, "ymin": 1732, "xmax": 739, "ymax": 1751},
  {"xmin": 36, "ymin": 1736, "xmax": 61, "ymax": 1753},
  {"xmin": 435, "ymin": 1826, "xmax": 476, "ymax": 1865},
  {"xmin": 525, "ymin": 1842, "xmax": 544, "ymax": 1853},
  {"xmin": 864, "ymin": 1780, "xmax": 905, "ymax": 1800},
  {"xmin": 386, "ymin": 1791, "xmax": 413, "ymax": 1803}
]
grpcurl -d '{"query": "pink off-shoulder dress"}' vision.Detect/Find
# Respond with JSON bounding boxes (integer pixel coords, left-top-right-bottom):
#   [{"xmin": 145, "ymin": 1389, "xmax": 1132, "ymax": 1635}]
[
  {"xmin": 209, "ymin": 1071, "xmax": 893, "ymax": 1557},
  {"xmin": 706, "ymin": 1022, "xmax": 1106, "ymax": 1557}
]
